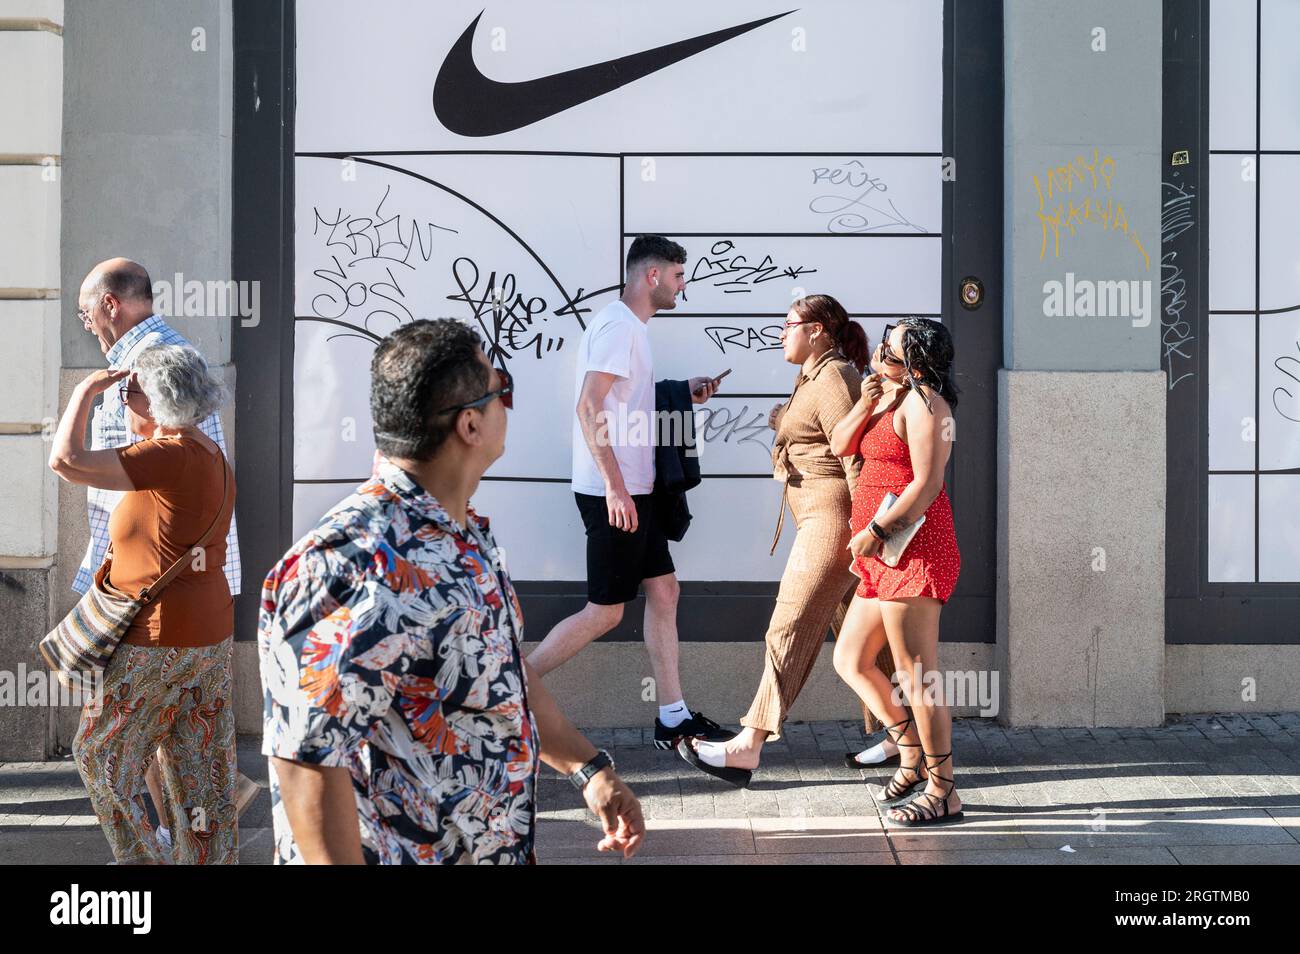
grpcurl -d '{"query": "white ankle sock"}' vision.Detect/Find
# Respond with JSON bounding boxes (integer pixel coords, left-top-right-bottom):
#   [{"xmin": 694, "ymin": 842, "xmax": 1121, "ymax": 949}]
[
  {"xmin": 852, "ymin": 738, "xmax": 899, "ymax": 765},
  {"xmin": 693, "ymin": 740, "xmax": 727, "ymax": 767},
  {"xmin": 658, "ymin": 700, "xmax": 690, "ymax": 728}
]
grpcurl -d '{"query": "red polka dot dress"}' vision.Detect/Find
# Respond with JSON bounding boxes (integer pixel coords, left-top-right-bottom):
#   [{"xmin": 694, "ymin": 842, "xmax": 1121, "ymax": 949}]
[{"xmin": 849, "ymin": 397, "xmax": 961, "ymax": 603}]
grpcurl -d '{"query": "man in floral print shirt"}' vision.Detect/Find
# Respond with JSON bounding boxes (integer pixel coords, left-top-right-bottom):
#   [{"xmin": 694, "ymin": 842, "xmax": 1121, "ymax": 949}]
[{"xmin": 260, "ymin": 319, "xmax": 644, "ymax": 864}]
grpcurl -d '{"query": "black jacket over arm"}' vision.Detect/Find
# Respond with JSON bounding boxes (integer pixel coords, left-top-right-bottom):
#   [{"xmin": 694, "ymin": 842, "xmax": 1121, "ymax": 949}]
[{"xmin": 653, "ymin": 379, "xmax": 701, "ymax": 542}]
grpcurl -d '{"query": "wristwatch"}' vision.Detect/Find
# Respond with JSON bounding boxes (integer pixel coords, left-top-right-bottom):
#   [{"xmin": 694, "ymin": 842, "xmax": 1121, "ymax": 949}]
[{"xmin": 568, "ymin": 749, "xmax": 615, "ymax": 790}]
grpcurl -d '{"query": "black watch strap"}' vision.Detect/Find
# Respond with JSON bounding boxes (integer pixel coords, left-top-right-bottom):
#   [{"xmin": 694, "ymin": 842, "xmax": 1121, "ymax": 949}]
[{"xmin": 568, "ymin": 749, "xmax": 614, "ymax": 790}]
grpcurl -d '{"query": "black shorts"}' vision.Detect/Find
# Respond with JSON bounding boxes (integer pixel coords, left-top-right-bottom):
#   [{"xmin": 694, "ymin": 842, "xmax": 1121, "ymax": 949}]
[{"xmin": 574, "ymin": 492, "xmax": 676, "ymax": 605}]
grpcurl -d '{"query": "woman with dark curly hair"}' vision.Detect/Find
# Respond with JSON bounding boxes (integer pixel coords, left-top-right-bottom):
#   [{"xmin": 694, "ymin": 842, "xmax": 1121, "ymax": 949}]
[
  {"xmin": 830, "ymin": 317, "xmax": 964, "ymax": 825},
  {"xmin": 679, "ymin": 295, "xmax": 896, "ymax": 787}
]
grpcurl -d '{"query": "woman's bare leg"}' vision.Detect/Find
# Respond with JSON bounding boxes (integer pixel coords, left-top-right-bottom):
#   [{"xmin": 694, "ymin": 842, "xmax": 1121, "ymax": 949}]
[
  {"xmin": 832, "ymin": 594, "xmax": 924, "ymax": 787},
  {"xmin": 880, "ymin": 597, "xmax": 961, "ymax": 820}
]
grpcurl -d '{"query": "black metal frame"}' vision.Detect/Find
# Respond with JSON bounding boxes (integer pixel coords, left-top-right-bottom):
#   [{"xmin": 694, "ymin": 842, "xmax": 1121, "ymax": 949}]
[
  {"xmin": 230, "ymin": 0, "xmax": 1003, "ymax": 645},
  {"xmin": 231, "ymin": 0, "xmax": 295, "ymax": 641},
  {"xmin": 1163, "ymin": 0, "xmax": 1300, "ymax": 644}
]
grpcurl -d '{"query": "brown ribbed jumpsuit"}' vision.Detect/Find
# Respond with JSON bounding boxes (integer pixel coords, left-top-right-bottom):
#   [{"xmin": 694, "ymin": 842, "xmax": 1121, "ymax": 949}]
[{"xmin": 741, "ymin": 348, "xmax": 894, "ymax": 739}]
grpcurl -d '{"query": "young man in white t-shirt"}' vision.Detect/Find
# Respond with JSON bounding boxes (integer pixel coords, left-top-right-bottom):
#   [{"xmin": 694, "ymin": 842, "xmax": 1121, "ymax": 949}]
[{"xmin": 527, "ymin": 236, "xmax": 731, "ymax": 749}]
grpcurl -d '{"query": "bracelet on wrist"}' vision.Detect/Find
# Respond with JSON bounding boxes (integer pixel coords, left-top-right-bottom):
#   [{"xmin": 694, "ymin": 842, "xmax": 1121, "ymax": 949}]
[{"xmin": 868, "ymin": 520, "xmax": 888, "ymax": 541}]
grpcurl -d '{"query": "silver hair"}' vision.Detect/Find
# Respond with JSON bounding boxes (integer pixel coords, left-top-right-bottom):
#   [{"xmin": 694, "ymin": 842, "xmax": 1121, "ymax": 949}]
[{"xmin": 133, "ymin": 344, "xmax": 227, "ymax": 428}]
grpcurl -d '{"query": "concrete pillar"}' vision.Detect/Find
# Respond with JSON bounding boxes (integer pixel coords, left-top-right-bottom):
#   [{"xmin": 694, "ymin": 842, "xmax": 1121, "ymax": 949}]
[
  {"xmin": 998, "ymin": 0, "xmax": 1165, "ymax": 726},
  {"xmin": 0, "ymin": 1, "xmax": 63, "ymax": 758},
  {"xmin": 49, "ymin": 0, "xmax": 236, "ymax": 751}
]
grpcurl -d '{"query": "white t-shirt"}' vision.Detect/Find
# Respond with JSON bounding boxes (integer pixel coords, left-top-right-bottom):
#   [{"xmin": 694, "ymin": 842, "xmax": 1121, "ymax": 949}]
[{"xmin": 571, "ymin": 300, "xmax": 656, "ymax": 495}]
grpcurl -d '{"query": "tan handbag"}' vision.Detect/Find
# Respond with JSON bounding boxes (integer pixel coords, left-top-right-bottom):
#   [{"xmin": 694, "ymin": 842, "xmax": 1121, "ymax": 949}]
[{"xmin": 40, "ymin": 460, "xmax": 231, "ymax": 690}]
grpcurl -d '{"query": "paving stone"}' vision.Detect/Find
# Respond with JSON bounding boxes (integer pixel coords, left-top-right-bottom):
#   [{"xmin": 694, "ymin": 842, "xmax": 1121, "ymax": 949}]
[
  {"xmin": 624, "ymin": 850, "xmax": 895, "ymax": 865},
  {"xmin": 8, "ymin": 721, "xmax": 1300, "ymax": 864},
  {"xmin": 794, "ymin": 758, "xmax": 832, "ymax": 783},
  {"xmin": 1263, "ymin": 807, "xmax": 1300, "ymax": 841},
  {"xmin": 1031, "ymin": 728, "xmax": 1067, "ymax": 747},
  {"xmin": 752, "ymin": 815, "xmax": 884, "ymax": 854},
  {"xmin": 1246, "ymin": 715, "xmax": 1285, "ymax": 737},
  {"xmin": 1169, "ymin": 843, "xmax": 1300, "ymax": 864},
  {"xmin": 884, "ymin": 810, "xmax": 1030, "ymax": 851},
  {"xmin": 1165, "ymin": 722, "xmax": 1208, "ymax": 739},
  {"xmin": 238, "ymin": 826, "xmax": 274, "ymax": 865},
  {"xmin": 1016, "ymin": 807, "xmax": 1295, "ymax": 849},
  {"xmin": 0, "ymin": 829, "xmax": 114, "ymax": 865},
  {"xmin": 811, "ymin": 722, "xmax": 846, "ymax": 752},
  {"xmin": 899, "ymin": 846, "xmax": 1177, "ymax": 865},
  {"xmin": 612, "ymin": 728, "xmax": 642, "ymax": 748},
  {"xmin": 1217, "ymin": 715, "xmax": 1258, "ymax": 738},
  {"xmin": 582, "ymin": 727, "xmax": 616, "ymax": 748}
]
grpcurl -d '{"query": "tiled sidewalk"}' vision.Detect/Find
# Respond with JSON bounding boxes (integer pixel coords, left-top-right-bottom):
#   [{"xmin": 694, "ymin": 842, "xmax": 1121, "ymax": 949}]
[{"xmin": 2, "ymin": 714, "xmax": 1299, "ymax": 865}]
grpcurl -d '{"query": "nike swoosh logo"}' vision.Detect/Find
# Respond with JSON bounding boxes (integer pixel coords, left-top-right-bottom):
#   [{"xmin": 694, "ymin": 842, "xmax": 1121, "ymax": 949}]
[{"xmin": 434, "ymin": 9, "xmax": 796, "ymax": 137}]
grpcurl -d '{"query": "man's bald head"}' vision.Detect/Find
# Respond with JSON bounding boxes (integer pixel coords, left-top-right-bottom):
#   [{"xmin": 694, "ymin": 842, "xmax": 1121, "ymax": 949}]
[
  {"xmin": 78, "ymin": 258, "xmax": 155, "ymax": 355},
  {"xmin": 83, "ymin": 258, "xmax": 153, "ymax": 307}
]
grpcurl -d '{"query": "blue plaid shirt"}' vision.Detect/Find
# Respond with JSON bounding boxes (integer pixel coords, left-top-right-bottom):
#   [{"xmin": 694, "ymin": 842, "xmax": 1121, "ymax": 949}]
[{"xmin": 73, "ymin": 315, "xmax": 241, "ymax": 595}]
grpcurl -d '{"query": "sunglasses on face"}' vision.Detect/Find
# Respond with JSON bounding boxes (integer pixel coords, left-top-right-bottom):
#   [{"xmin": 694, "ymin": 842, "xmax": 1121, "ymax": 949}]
[
  {"xmin": 878, "ymin": 324, "xmax": 904, "ymax": 365},
  {"xmin": 436, "ymin": 365, "xmax": 514, "ymax": 415}
]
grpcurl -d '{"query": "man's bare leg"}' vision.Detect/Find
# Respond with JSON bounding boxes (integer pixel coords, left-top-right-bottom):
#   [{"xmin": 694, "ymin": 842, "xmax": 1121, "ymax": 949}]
[
  {"xmin": 641, "ymin": 573, "xmax": 683, "ymax": 704},
  {"xmin": 528, "ymin": 601, "xmax": 624, "ymax": 676}
]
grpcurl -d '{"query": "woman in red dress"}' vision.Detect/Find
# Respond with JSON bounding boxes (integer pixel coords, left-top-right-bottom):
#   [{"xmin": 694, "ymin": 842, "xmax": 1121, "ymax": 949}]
[{"xmin": 829, "ymin": 317, "xmax": 963, "ymax": 825}]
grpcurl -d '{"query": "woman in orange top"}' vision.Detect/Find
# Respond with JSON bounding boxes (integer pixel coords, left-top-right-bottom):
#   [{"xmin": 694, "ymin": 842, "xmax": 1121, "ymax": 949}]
[{"xmin": 49, "ymin": 343, "xmax": 238, "ymax": 863}]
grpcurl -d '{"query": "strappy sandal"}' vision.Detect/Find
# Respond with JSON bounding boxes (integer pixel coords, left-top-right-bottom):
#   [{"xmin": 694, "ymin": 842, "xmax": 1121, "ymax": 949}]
[
  {"xmin": 872, "ymin": 716, "xmax": 928, "ymax": 803},
  {"xmin": 886, "ymin": 750, "xmax": 964, "ymax": 826}
]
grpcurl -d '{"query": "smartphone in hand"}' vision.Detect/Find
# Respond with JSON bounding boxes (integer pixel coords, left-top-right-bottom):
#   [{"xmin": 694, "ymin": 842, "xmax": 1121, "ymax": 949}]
[{"xmin": 695, "ymin": 369, "xmax": 732, "ymax": 394}]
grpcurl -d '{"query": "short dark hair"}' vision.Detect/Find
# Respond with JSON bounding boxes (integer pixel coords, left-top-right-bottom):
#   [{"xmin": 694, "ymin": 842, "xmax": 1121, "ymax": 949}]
[
  {"xmin": 94, "ymin": 261, "xmax": 153, "ymax": 303},
  {"xmin": 370, "ymin": 319, "xmax": 489, "ymax": 461},
  {"xmin": 625, "ymin": 235, "xmax": 687, "ymax": 275}
]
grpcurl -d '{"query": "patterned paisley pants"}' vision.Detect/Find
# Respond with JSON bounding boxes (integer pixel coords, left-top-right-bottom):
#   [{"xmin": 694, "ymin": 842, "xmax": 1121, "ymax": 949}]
[{"xmin": 73, "ymin": 638, "xmax": 237, "ymax": 864}]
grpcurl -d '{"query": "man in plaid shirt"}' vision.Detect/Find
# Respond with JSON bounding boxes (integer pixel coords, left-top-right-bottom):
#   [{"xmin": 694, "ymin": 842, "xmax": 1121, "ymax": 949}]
[{"xmin": 72, "ymin": 258, "xmax": 240, "ymax": 597}]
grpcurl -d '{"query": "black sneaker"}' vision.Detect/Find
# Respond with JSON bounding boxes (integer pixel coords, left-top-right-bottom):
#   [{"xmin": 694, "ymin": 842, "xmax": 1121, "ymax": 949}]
[{"xmin": 653, "ymin": 710, "xmax": 732, "ymax": 750}]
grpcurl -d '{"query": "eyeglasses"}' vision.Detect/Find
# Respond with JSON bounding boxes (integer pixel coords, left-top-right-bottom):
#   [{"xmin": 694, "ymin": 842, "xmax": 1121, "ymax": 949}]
[
  {"xmin": 435, "ymin": 366, "xmax": 514, "ymax": 415},
  {"xmin": 878, "ymin": 323, "xmax": 904, "ymax": 365},
  {"xmin": 78, "ymin": 294, "xmax": 105, "ymax": 325},
  {"xmin": 782, "ymin": 320, "xmax": 809, "ymax": 329},
  {"xmin": 118, "ymin": 384, "xmax": 145, "ymax": 403}
]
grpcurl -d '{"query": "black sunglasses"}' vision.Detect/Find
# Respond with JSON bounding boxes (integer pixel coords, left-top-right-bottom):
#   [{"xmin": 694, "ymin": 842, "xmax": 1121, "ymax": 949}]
[
  {"xmin": 878, "ymin": 323, "xmax": 904, "ymax": 365},
  {"xmin": 435, "ymin": 366, "xmax": 514, "ymax": 415}
]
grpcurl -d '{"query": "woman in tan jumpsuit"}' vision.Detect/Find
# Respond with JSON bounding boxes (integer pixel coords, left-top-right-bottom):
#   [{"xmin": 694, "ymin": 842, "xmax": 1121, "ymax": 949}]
[{"xmin": 678, "ymin": 295, "xmax": 900, "ymax": 787}]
